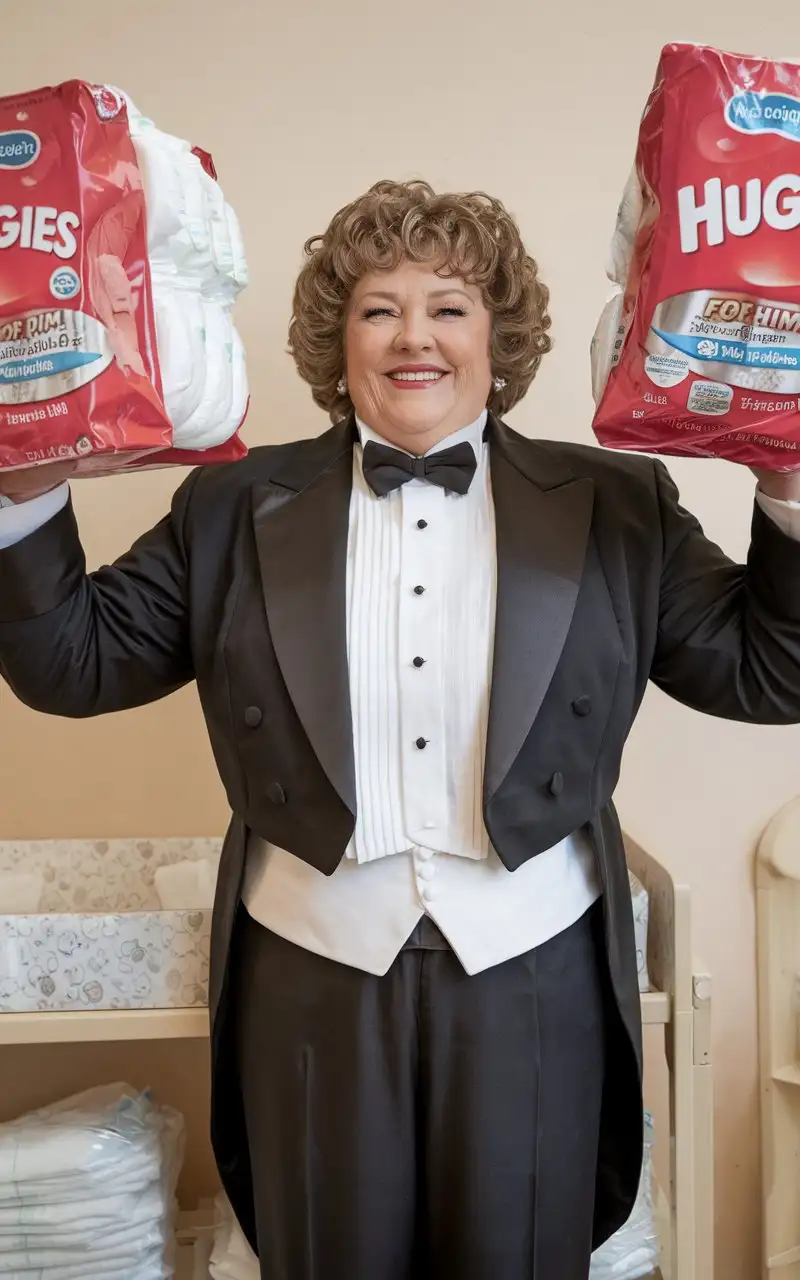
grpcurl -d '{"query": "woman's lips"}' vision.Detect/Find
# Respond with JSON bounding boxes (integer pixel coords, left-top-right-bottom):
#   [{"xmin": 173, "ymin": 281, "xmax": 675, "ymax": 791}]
[{"xmin": 386, "ymin": 368, "xmax": 448, "ymax": 388}]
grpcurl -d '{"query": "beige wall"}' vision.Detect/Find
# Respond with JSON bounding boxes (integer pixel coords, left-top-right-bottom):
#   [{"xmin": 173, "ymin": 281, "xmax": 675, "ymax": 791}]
[{"xmin": 4, "ymin": 1, "xmax": 799, "ymax": 1273}]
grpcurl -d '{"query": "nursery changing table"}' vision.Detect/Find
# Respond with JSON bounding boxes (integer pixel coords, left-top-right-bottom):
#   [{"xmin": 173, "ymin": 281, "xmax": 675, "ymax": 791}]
[{"xmin": 0, "ymin": 831, "xmax": 713, "ymax": 1278}]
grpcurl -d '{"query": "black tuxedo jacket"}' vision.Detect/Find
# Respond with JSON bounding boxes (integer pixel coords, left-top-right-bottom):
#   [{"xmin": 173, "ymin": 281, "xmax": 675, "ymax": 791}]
[{"xmin": 3, "ymin": 414, "xmax": 800, "ymax": 1247}]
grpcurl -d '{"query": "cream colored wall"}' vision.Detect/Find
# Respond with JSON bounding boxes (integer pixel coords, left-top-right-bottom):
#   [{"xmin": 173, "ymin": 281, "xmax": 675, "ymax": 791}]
[{"xmin": 3, "ymin": 1, "xmax": 797, "ymax": 1273}]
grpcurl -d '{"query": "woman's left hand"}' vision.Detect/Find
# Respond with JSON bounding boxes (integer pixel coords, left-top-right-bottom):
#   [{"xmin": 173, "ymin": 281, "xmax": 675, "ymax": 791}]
[{"xmin": 751, "ymin": 469, "xmax": 800, "ymax": 502}]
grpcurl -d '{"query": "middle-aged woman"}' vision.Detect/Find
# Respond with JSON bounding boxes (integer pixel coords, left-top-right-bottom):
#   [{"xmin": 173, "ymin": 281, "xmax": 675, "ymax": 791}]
[{"xmin": 2, "ymin": 180, "xmax": 800, "ymax": 1279}]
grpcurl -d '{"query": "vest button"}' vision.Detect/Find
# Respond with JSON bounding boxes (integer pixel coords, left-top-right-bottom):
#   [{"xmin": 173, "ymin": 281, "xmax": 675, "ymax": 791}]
[
  {"xmin": 572, "ymin": 695, "xmax": 592, "ymax": 717},
  {"xmin": 415, "ymin": 737, "xmax": 428, "ymax": 750},
  {"xmin": 549, "ymin": 771, "xmax": 564, "ymax": 797},
  {"xmin": 412, "ymin": 656, "xmax": 426, "ymax": 668},
  {"xmin": 416, "ymin": 519, "xmax": 428, "ymax": 530},
  {"xmin": 266, "ymin": 781, "xmax": 286, "ymax": 806},
  {"xmin": 413, "ymin": 585, "xmax": 425, "ymax": 595},
  {"xmin": 244, "ymin": 705, "xmax": 262, "ymax": 728}
]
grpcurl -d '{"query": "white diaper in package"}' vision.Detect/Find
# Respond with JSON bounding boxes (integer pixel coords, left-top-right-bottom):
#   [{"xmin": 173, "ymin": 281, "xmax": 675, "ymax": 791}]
[{"xmin": 125, "ymin": 97, "xmax": 249, "ymax": 455}]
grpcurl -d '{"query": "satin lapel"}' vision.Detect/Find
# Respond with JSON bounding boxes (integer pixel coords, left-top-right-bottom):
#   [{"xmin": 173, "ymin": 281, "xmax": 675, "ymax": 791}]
[
  {"xmin": 251, "ymin": 423, "xmax": 356, "ymax": 815},
  {"xmin": 485, "ymin": 421, "xmax": 595, "ymax": 803}
]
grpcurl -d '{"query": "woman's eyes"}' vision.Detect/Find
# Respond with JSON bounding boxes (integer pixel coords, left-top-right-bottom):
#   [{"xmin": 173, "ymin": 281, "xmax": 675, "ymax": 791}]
[{"xmin": 363, "ymin": 306, "xmax": 467, "ymax": 319}]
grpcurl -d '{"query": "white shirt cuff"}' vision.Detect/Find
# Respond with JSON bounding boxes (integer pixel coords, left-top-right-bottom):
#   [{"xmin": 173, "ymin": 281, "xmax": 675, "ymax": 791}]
[
  {"xmin": 0, "ymin": 483, "xmax": 70, "ymax": 550},
  {"xmin": 756, "ymin": 489, "xmax": 800, "ymax": 542}
]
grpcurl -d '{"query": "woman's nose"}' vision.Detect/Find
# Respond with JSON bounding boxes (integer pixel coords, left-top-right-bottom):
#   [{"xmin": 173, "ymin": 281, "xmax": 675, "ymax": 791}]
[{"xmin": 394, "ymin": 309, "xmax": 433, "ymax": 351}]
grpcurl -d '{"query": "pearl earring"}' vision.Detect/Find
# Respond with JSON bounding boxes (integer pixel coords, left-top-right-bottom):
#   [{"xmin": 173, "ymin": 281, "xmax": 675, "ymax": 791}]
[
  {"xmin": 493, "ymin": 376, "xmax": 507, "ymax": 392},
  {"xmin": 337, "ymin": 377, "xmax": 348, "ymax": 396}
]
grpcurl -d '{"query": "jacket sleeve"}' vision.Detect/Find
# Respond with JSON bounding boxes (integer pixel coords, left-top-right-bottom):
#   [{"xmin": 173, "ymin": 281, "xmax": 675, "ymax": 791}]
[
  {"xmin": 650, "ymin": 460, "xmax": 800, "ymax": 723},
  {"xmin": 0, "ymin": 472, "xmax": 200, "ymax": 718}
]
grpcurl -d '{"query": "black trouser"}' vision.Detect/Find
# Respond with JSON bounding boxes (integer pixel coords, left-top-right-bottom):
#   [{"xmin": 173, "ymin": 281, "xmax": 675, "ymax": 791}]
[{"xmin": 232, "ymin": 901, "xmax": 609, "ymax": 1280}]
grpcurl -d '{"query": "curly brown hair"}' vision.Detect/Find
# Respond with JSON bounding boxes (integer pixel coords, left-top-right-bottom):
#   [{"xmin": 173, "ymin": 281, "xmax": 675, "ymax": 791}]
[{"xmin": 288, "ymin": 180, "xmax": 552, "ymax": 422}]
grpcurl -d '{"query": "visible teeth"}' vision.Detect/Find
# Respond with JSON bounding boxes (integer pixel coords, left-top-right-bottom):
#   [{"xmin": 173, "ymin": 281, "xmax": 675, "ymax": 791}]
[{"xmin": 390, "ymin": 371, "xmax": 442, "ymax": 381}]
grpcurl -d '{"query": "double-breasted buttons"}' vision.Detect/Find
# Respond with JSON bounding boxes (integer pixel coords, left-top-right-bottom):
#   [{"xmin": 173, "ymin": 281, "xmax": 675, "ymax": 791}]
[
  {"xmin": 549, "ymin": 771, "xmax": 564, "ymax": 797},
  {"xmin": 572, "ymin": 695, "xmax": 592, "ymax": 717},
  {"xmin": 244, "ymin": 705, "xmax": 262, "ymax": 728},
  {"xmin": 266, "ymin": 781, "xmax": 286, "ymax": 806}
]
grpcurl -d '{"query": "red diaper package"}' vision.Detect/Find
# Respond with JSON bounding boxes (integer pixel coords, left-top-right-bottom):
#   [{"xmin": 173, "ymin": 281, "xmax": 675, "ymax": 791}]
[
  {"xmin": 0, "ymin": 80, "xmax": 171, "ymax": 474},
  {"xmin": 592, "ymin": 43, "xmax": 800, "ymax": 471}
]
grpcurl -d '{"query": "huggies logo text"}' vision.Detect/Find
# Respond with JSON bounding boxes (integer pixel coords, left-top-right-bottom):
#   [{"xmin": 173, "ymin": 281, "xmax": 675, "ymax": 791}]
[
  {"xmin": 0, "ymin": 206, "xmax": 80, "ymax": 259},
  {"xmin": 678, "ymin": 174, "xmax": 800, "ymax": 253}
]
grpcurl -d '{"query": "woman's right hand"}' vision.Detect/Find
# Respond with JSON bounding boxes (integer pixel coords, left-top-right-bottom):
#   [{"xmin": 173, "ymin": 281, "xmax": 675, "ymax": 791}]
[{"xmin": 0, "ymin": 461, "xmax": 78, "ymax": 504}]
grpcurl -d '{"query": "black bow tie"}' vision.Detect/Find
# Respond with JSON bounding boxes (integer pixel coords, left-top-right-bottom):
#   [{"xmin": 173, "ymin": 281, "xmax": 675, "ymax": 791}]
[{"xmin": 361, "ymin": 439, "xmax": 477, "ymax": 497}]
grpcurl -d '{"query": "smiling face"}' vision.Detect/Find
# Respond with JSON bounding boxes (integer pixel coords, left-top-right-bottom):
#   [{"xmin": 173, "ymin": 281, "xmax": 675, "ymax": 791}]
[{"xmin": 344, "ymin": 259, "xmax": 493, "ymax": 454}]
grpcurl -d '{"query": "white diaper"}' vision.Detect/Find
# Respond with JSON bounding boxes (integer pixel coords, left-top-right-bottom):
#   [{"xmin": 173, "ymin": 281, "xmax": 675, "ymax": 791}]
[{"xmin": 123, "ymin": 92, "xmax": 249, "ymax": 451}]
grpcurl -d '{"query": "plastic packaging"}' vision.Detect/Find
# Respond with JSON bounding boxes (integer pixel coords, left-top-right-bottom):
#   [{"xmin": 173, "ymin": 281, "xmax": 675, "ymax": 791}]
[
  {"xmin": 0, "ymin": 79, "xmax": 249, "ymax": 479},
  {"xmin": 590, "ymin": 1111, "xmax": 660, "ymax": 1279},
  {"xmin": 209, "ymin": 1193, "xmax": 259, "ymax": 1279},
  {"xmin": 0, "ymin": 81, "xmax": 170, "ymax": 474},
  {"xmin": 630, "ymin": 869, "xmax": 651, "ymax": 994},
  {"xmin": 0, "ymin": 1082, "xmax": 184, "ymax": 1278},
  {"xmin": 592, "ymin": 43, "xmax": 800, "ymax": 471}
]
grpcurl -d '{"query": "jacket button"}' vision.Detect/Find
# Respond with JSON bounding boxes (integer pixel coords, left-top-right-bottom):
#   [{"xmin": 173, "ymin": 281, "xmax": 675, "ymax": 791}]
[
  {"xmin": 266, "ymin": 781, "xmax": 286, "ymax": 806},
  {"xmin": 549, "ymin": 771, "xmax": 564, "ymax": 797},
  {"xmin": 244, "ymin": 706, "xmax": 262, "ymax": 728},
  {"xmin": 572, "ymin": 695, "xmax": 592, "ymax": 717}
]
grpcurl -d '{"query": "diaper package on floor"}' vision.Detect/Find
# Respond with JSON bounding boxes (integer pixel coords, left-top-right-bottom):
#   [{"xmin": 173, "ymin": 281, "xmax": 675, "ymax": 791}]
[
  {"xmin": 592, "ymin": 43, "xmax": 800, "ymax": 471},
  {"xmin": 209, "ymin": 1192, "xmax": 259, "ymax": 1280},
  {"xmin": 590, "ymin": 1111, "xmax": 660, "ymax": 1280},
  {"xmin": 0, "ymin": 80, "xmax": 248, "ymax": 477}
]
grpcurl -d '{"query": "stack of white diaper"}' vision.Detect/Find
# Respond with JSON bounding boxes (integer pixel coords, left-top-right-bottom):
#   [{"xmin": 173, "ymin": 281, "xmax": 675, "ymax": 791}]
[
  {"xmin": 124, "ymin": 95, "xmax": 249, "ymax": 456},
  {"xmin": 0, "ymin": 1083, "xmax": 184, "ymax": 1279}
]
